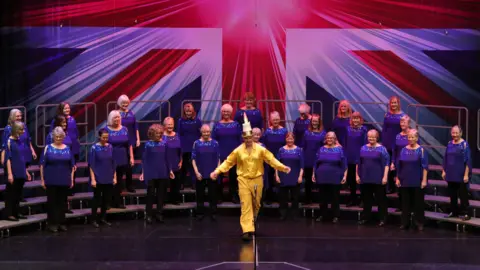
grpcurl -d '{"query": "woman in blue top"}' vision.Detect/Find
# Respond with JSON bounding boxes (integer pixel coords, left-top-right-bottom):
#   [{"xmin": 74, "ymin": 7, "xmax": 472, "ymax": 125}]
[
  {"xmin": 331, "ymin": 100, "xmax": 352, "ymax": 147},
  {"xmin": 163, "ymin": 117, "xmax": 183, "ymax": 205},
  {"xmin": 301, "ymin": 114, "xmax": 326, "ymax": 204},
  {"xmin": 140, "ymin": 124, "xmax": 174, "ymax": 224},
  {"xmin": 1, "ymin": 109, "xmax": 37, "ymax": 167},
  {"xmin": 3, "ymin": 121, "xmax": 32, "ymax": 221},
  {"xmin": 442, "ymin": 126, "xmax": 472, "ymax": 221},
  {"xmin": 89, "ymin": 128, "xmax": 117, "ymax": 228},
  {"xmin": 117, "ymin": 95, "xmax": 138, "ymax": 193},
  {"xmin": 344, "ymin": 112, "xmax": 367, "ymax": 206},
  {"xmin": 212, "ymin": 104, "xmax": 242, "ymax": 204},
  {"xmin": 234, "ymin": 91, "xmax": 263, "ymax": 130},
  {"xmin": 262, "ymin": 111, "xmax": 288, "ymax": 204},
  {"xmin": 275, "ymin": 132, "xmax": 304, "ymax": 220},
  {"xmin": 178, "ymin": 103, "xmax": 202, "ymax": 189},
  {"xmin": 357, "ymin": 130, "xmax": 390, "ymax": 226},
  {"xmin": 40, "ymin": 127, "xmax": 75, "ymax": 233},
  {"xmin": 313, "ymin": 132, "xmax": 347, "ymax": 223},
  {"xmin": 107, "ymin": 110, "xmax": 133, "ymax": 209},
  {"xmin": 192, "ymin": 124, "xmax": 220, "ymax": 221},
  {"xmin": 49, "ymin": 103, "xmax": 80, "ymax": 161},
  {"xmin": 293, "ymin": 103, "xmax": 311, "ymax": 148},
  {"xmin": 396, "ymin": 129, "xmax": 428, "ymax": 231}
]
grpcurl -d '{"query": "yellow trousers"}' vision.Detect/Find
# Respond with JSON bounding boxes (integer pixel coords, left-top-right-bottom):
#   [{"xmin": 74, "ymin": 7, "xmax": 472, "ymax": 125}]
[{"xmin": 238, "ymin": 176, "xmax": 263, "ymax": 233}]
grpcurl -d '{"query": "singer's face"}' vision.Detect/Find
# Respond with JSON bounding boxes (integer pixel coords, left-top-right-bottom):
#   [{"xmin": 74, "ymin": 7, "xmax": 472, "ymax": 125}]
[{"xmin": 244, "ymin": 136, "xmax": 253, "ymax": 146}]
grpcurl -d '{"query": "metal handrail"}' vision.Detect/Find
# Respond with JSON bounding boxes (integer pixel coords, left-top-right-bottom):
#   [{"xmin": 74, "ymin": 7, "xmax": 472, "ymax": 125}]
[
  {"xmin": 332, "ymin": 101, "xmax": 388, "ymax": 126},
  {"xmin": 0, "ymin": 106, "xmax": 27, "ymax": 132},
  {"xmin": 35, "ymin": 102, "xmax": 97, "ymax": 148},
  {"xmin": 407, "ymin": 104, "xmax": 469, "ymax": 150},
  {"xmin": 259, "ymin": 99, "xmax": 323, "ymax": 127},
  {"xmin": 107, "ymin": 100, "xmax": 171, "ymax": 143}
]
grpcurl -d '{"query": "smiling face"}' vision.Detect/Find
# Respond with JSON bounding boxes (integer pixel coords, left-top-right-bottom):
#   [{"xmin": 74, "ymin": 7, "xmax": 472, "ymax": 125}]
[
  {"xmin": 367, "ymin": 131, "xmax": 378, "ymax": 145},
  {"xmin": 252, "ymin": 130, "xmax": 261, "ymax": 142},
  {"xmin": 400, "ymin": 118, "xmax": 409, "ymax": 131},
  {"xmin": 339, "ymin": 103, "xmax": 347, "ymax": 114},
  {"xmin": 221, "ymin": 108, "xmax": 232, "ymax": 120},
  {"xmin": 201, "ymin": 127, "xmax": 211, "ymax": 140},
  {"xmin": 60, "ymin": 119, "xmax": 67, "ymax": 130},
  {"xmin": 99, "ymin": 132, "xmax": 109, "ymax": 145},
  {"xmin": 325, "ymin": 133, "xmax": 335, "ymax": 146},
  {"xmin": 451, "ymin": 126, "xmax": 462, "ymax": 141},
  {"xmin": 407, "ymin": 132, "xmax": 418, "ymax": 146},
  {"xmin": 243, "ymin": 135, "xmax": 253, "ymax": 147},
  {"xmin": 165, "ymin": 119, "xmax": 174, "ymax": 132},
  {"xmin": 286, "ymin": 134, "xmax": 294, "ymax": 146},
  {"xmin": 54, "ymin": 134, "xmax": 65, "ymax": 144},
  {"xmin": 112, "ymin": 115, "xmax": 121, "ymax": 127},
  {"xmin": 15, "ymin": 111, "xmax": 22, "ymax": 122},
  {"xmin": 271, "ymin": 116, "xmax": 280, "ymax": 127},
  {"xmin": 390, "ymin": 98, "xmax": 399, "ymax": 112},
  {"xmin": 311, "ymin": 117, "xmax": 320, "ymax": 130},
  {"xmin": 63, "ymin": 104, "xmax": 71, "ymax": 116},
  {"xmin": 120, "ymin": 100, "xmax": 129, "ymax": 111},
  {"xmin": 245, "ymin": 98, "xmax": 254, "ymax": 109},
  {"xmin": 184, "ymin": 104, "xmax": 193, "ymax": 118},
  {"xmin": 351, "ymin": 116, "xmax": 360, "ymax": 127}
]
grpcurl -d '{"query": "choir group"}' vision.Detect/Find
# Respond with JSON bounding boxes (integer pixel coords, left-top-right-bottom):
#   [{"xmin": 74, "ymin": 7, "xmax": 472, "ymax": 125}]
[{"xmin": 0, "ymin": 93, "xmax": 472, "ymax": 234}]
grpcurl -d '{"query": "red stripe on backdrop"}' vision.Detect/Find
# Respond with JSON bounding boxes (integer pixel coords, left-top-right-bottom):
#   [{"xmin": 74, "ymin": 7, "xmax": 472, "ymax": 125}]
[
  {"xmin": 352, "ymin": 50, "xmax": 464, "ymax": 124},
  {"xmin": 74, "ymin": 49, "xmax": 199, "ymax": 125}
]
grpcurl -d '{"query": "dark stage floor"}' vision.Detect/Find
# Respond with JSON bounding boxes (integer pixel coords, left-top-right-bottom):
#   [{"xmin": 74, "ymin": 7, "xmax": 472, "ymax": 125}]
[{"xmin": 0, "ymin": 215, "xmax": 479, "ymax": 270}]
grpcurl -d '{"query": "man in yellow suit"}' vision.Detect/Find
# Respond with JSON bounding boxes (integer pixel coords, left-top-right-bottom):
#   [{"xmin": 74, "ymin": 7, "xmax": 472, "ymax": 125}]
[{"xmin": 211, "ymin": 113, "xmax": 291, "ymax": 241}]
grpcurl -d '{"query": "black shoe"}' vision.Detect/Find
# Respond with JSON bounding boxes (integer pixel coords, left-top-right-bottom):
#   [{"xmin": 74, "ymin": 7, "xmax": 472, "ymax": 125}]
[
  {"xmin": 66, "ymin": 209, "xmax": 74, "ymax": 214},
  {"xmin": 155, "ymin": 214, "xmax": 164, "ymax": 223},
  {"xmin": 100, "ymin": 219, "xmax": 111, "ymax": 226},
  {"xmin": 210, "ymin": 215, "xmax": 217, "ymax": 222},
  {"xmin": 399, "ymin": 225, "xmax": 408, "ymax": 230},
  {"xmin": 264, "ymin": 200, "xmax": 272, "ymax": 206},
  {"xmin": 146, "ymin": 216, "xmax": 153, "ymax": 224},
  {"xmin": 315, "ymin": 216, "xmax": 323, "ymax": 222},
  {"xmin": 378, "ymin": 221, "xmax": 386, "ymax": 227},
  {"xmin": 6, "ymin": 216, "xmax": 19, "ymax": 222},
  {"xmin": 332, "ymin": 217, "xmax": 339, "ymax": 224},
  {"xmin": 358, "ymin": 220, "xmax": 367, "ymax": 225},
  {"xmin": 58, "ymin": 225, "xmax": 68, "ymax": 232},
  {"xmin": 242, "ymin": 232, "xmax": 252, "ymax": 241},
  {"xmin": 17, "ymin": 214, "xmax": 27, "ymax": 220},
  {"xmin": 48, "ymin": 225, "xmax": 58, "ymax": 233},
  {"xmin": 462, "ymin": 215, "xmax": 471, "ymax": 221},
  {"xmin": 92, "ymin": 221, "xmax": 100, "ymax": 228}
]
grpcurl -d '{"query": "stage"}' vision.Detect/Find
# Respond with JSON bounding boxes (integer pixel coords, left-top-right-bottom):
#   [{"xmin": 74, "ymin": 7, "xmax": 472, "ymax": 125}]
[{"xmin": 0, "ymin": 215, "xmax": 479, "ymax": 270}]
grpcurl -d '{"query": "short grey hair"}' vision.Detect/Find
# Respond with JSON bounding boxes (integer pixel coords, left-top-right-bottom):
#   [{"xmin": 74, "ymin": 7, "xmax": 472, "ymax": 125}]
[
  {"xmin": 367, "ymin": 129, "xmax": 379, "ymax": 140},
  {"xmin": 200, "ymin": 124, "xmax": 211, "ymax": 132},
  {"xmin": 298, "ymin": 104, "xmax": 310, "ymax": 114},
  {"xmin": 252, "ymin": 127, "xmax": 262, "ymax": 135},
  {"xmin": 117, "ymin": 94, "xmax": 130, "ymax": 107},
  {"xmin": 11, "ymin": 121, "xmax": 24, "ymax": 137},
  {"xmin": 221, "ymin": 103, "xmax": 233, "ymax": 113},
  {"xmin": 270, "ymin": 111, "xmax": 280, "ymax": 120},
  {"xmin": 400, "ymin": 115, "xmax": 411, "ymax": 126},
  {"xmin": 8, "ymin": 109, "xmax": 21, "ymax": 126},
  {"xmin": 107, "ymin": 110, "xmax": 121, "ymax": 127},
  {"xmin": 52, "ymin": 126, "xmax": 66, "ymax": 139},
  {"xmin": 408, "ymin": 129, "xmax": 419, "ymax": 138},
  {"xmin": 163, "ymin": 117, "xmax": 174, "ymax": 126}
]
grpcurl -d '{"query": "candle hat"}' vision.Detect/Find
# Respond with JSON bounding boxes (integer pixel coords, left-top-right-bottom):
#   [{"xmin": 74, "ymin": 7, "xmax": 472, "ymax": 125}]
[{"xmin": 242, "ymin": 112, "xmax": 253, "ymax": 137}]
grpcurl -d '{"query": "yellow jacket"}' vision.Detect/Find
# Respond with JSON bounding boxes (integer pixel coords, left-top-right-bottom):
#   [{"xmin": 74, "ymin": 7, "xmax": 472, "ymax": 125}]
[{"xmin": 214, "ymin": 143, "xmax": 288, "ymax": 179}]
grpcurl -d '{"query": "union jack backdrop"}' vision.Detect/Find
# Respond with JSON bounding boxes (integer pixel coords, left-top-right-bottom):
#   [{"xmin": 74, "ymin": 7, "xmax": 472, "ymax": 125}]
[{"xmin": 0, "ymin": 0, "xmax": 479, "ymax": 165}]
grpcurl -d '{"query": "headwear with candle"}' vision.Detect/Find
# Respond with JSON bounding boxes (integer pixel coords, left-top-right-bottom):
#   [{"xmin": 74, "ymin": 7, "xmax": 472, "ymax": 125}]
[{"xmin": 242, "ymin": 112, "xmax": 253, "ymax": 137}]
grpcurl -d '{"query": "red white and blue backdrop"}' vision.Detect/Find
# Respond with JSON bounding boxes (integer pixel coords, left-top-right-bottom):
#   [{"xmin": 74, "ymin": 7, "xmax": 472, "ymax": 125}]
[{"xmin": 1, "ymin": 0, "xmax": 479, "ymax": 166}]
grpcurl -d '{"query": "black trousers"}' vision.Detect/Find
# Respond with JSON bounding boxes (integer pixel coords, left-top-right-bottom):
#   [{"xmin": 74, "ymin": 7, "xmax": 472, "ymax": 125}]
[
  {"xmin": 318, "ymin": 184, "xmax": 341, "ymax": 218},
  {"xmin": 169, "ymin": 171, "xmax": 182, "ymax": 203},
  {"xmin": 113, "ymin": 165, "xmax": 132, "ymax": 206},
  {"xmin": 265, "ymin": 166, "xmax": 277, "ymax": 202},
  {"xmin": 180, "ymin": 152, "xmax": 193, "ymax": 188},
  {"xmin": 400, "ymin": 187, "xmax": 425, "ymax": 226},
  {"xmin": 91, "ymin": 184, "xmax": 113, "ymax": 221},
  {"xmin": 279, "ymin": 185, "xmax": 300, "ymax": 215},
  {"xmin": 196, "ymin": 178, "xmax": 217, "ymax": 215},
  {"xmin": 303, "ymin": 167, "xmax": 314, "ymax": 204},
  {"xmin": 387, "ymin": 150, "xmax": 396, "ymax": 193},
  {"xmin": 146, "ymin": 179, "xmax": 169, "ymax": 217},
  {"xmin": 4, "ymin": 178, "xmax": 26, "ymax": 218},
  {"xmin": 219, "ymin": 166, "xmax": 238, "ymax": 201},
  {"xmin": 447, "ymin": 182, "xmax": 469, "ymax": 216},
  {"xmin": 68, "ymin": 154, "xmax": 80, "ymax": 195},
  {"xmin": 361, "ymin": 183, "xmax": 387, "ymax": 221},
  {"xmin": 46, "ymin": 185, "xmax": 69, "ymax": 226},
  {"xmin": 346, "ymin": 164, "xmax": 358, "ymax": 203}
]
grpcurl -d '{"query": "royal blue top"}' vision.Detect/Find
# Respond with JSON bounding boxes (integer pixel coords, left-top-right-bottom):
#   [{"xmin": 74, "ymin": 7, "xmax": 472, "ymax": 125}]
[
  {"xmin": 41, "ymin": 144, "xmax": 75, "ymax": 186},
  {"xmin": 358, "ymin": 145, "xmax": 390, "ymax": 184},
  {"xmin": 443, "ymin": 140, "xmax": 472, "ymax": 183},
  {"xmin": 46, "ymin": 131, "xmax": 73, "ymax": 149},
  {"xmin": 142, "ymin": 140, "xmax": 170, "ymax": 183},
  {"xmin": 119, "ymin": 110, "xmax": 138, "ymax": 147},
  {"xmin": 211, "ymin": 121, "xmax": 242, "ymax": 161},
  {"xmin": 107, "ymin": 126, "xmax": 130, "ymax": 167},
  {"xmin": 262, "ymin": 127, "xmax": 288, "ymax": 158},
  {"xmin": 88, "ymin": 143, "xmax": 116, "ymax": 184},
  {"xmin": 345, "ymin": 126, "xmax": 368, "ymax": 164},
  {"xmin": 392, "ymin": 133, "xmax": 422, "ymax": 166},
  {"xmin": 293, "ymin": 117, "xmax": 310, "ymax": 147},
  {"xmin": 276, "ymin": 147, "xmax": 304, "ymax": 186},
  {"xmin": 178, "ymin": 117, "xmax": 202, "ymax": 153},
  {"xmin": 165, "ymin": 133, "xmax": 182, "ymax": 172},
  {"xmin": 49, "ymin": 116, "xmax": 80, "ymax": 155},
  {"xmin": 1, "ymin": 125, "xmax": 33, "ymax": 163},
  {"xmin": 396, "ymin": 147, "xmax": 428, "ymax": 187},
  {"xmin": 3, "ymin": 138, "xmax": 27, "ymax": 179},
  {"xmin": 382, "ymin": 112, "xmax": 405, "ymax": 151},
  {"xmin": 234, "ymin": 108, "xmax": 263, "ymax": 130},
  {"xmin": 314, "ymin": 146, "xmax": 347, "ymax": 184},
  {"xmin": 191, "ymin": 139, "xmax": 220, "ymax": 180},
  {"xmin": 331, "ymin": 117, "xmax": 350, "ymax": 147},
  {"xmin": 302, "ymin": 130, "xmax": 326, "ymax": 168}
]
